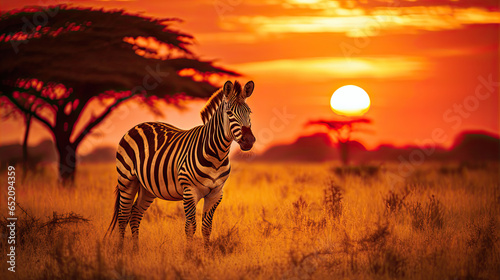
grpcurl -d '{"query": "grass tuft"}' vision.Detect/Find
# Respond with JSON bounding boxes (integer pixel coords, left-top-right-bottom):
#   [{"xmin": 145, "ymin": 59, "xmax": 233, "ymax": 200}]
[
  {"xmin": 383, "ymin": 189, "xmax": 409, "ymax": 215},
  {"xmin": 466, "ymin": 217, "xmax": 499, "ymax": 277},
  {"xmin": 210, "ymin": 223, "xmax": 241, "ymax": 256},
  {"xmin": 323, "ymin": 180, "xmax": 343, "ymax": 220},
  {"xmin": 407, "ymin": 194, "xmax": 445, "ymax": 231}
]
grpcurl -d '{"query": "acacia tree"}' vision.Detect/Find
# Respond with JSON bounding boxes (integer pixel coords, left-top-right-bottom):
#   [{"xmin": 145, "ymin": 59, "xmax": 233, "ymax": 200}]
[
  {"xmin": 0, "ymin": 6, "xmax": 238, "ymax": 182},
  {"xmin": 0, "ymin": 87, "xmax": 45, "ymax": 177},
  {"xmin": 307, "ymin": 118, "xmax": 371, "ymax": 165}
]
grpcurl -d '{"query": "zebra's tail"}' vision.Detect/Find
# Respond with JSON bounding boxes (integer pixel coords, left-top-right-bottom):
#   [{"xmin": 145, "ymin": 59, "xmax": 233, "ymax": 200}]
[{"xmin": 104, "ymin": 187, "xmax": 120, "ymax": 239}]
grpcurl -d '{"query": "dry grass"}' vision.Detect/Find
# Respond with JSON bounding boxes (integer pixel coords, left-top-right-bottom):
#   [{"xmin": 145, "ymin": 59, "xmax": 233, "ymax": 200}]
[{"xmin": 1, "ymin": 161, "xmax": 499, "ymax": 279}]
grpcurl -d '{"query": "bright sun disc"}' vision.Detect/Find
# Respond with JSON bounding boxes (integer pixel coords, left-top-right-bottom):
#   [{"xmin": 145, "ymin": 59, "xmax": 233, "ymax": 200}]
[{"xmin": 330, "ymin": 85, "xmax": 371, "ymax": 116}]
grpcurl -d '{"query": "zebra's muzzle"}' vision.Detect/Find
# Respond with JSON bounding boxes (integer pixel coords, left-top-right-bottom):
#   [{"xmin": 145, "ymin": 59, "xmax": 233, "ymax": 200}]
[{"xmin": 238, "ymin": 126, "xmax": 255, "ymax": 151}]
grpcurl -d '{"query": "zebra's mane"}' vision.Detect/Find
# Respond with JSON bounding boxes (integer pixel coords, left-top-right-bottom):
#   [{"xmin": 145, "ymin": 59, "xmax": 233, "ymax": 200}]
[
  {"xmin": 200, "ymin": 87, "xmax": 224, "ymax": 124},
  {"xmin": 200, "ymin": 81, "xmax": 242, "ymax": 124}
]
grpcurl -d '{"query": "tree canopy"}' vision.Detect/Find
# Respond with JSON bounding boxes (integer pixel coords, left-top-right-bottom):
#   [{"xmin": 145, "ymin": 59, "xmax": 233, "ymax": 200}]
[
  {"xmin": 0, "ymin": 6, "xmax": 238, "ymax": 182},
  {"xmin": 0, "ymin": 6, "xmax": 237, "ymax": 97}
]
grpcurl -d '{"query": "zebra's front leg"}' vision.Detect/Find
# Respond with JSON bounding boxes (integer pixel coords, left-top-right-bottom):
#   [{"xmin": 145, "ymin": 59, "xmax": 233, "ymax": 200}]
[
  {"xmin": 202, "ymin": 188, "xmax": 223, "ymax": 246},
  {"xmin": 183, "ymin": 187, "xmax": 200, "ymax": 241},
  {"xmin": 130, "ymin": 187, "xmax": 156, "ymax": 251}
]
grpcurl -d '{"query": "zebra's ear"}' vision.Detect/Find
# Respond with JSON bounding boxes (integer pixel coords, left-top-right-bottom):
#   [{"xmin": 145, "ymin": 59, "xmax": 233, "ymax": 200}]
[
  {"xmin": 223, "ymin": 80, "xmax": 233, "ymax": 97},
  {"xmin": 242, "ymin": 81, "xmax": 254, "ymax": 99}
]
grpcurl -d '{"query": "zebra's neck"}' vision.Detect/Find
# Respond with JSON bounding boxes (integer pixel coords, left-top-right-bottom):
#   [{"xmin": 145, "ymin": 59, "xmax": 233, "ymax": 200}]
[{"xmin": 200, "ymin": 104, "xmax": 232, "ymax": 164}]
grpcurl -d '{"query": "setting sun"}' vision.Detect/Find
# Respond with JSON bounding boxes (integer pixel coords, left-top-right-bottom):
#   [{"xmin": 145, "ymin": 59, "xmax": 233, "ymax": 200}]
[{"xmin": 330, "ymin": 85, "xmax": 371, "ymax": 116}]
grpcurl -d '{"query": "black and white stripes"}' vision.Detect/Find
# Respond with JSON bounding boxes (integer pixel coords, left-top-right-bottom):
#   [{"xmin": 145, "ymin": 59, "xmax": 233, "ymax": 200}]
[{"xmin": 106, "ymin": 80, "xmax": 256, "ymax": 248}]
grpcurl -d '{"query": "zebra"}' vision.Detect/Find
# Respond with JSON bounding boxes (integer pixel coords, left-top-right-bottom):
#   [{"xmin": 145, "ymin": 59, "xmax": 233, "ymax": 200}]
[{"xmin": 105, "ymin": 80, "xmax": 255, "ymax": 249}]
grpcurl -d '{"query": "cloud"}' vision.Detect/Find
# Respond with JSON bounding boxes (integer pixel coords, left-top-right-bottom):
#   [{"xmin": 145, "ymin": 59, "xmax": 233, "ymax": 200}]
[
  {"xmin": 232, "ymin": 56, "xmax": 430, "ymax": 82},
  {"xmin": 334, "ymin": 0, "xmax": 500, "ymax": 10},
  {"xmin": 195, "ymin": 32, "xmax": 259, "ymax": 44},
  {"xmin": 227, "ymin": 7, "xmax": 500, "ymax": 37},
  {"xmin": 217, "ymin": 0, "xmax": 500, "ymax": 38}
]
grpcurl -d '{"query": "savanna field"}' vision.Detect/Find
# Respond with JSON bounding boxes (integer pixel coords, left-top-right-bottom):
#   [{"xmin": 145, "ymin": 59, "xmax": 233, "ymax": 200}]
[{"xmin": 1, "ymin": 161, "xmax": 499, "ymax": 280}]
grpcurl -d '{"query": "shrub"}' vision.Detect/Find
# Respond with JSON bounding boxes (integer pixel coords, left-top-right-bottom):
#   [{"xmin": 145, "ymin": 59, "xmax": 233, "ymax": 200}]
[
  {"xmin": 467, "ymin": 217, "xmax": 499, "ymax": 276},
  {"xmin": 323, "ymin": 181, "xmax": 343, "ymax": 220},
  {"xmin": 331, "ymin": 165, "xmax": 380, "ymax": 179},
  {"xmin": 292, "ymin": 196, "xmax": 308, "ymax": 226},
  {"xmin": 359, "ymin": 223, "xmax": 390, "ymax": 251},
  {"xmin": 0, "ymin": 204, "xmax": 89, "ymax": 247},
  {"xmin": 383, "ymin": 189, "xmax": 409, "ymax": 215},
  {"xmin": 370, "ymin": 249, "xmax": 406, "ymax": 278},
  {"xmin": 291, "ymin": 196, "xmax": 327, "ymax": 231},
  {"xmin": 260, "ymin": 208, "xmax": 282, "ymax": 238},
  {"xmin": 407, "ymin": 195, "xmax": 444, "ymax": 231},
  {"xmin": 438, "ymin": 165, "xmax": 464, "ymax": 175},
  {"xmin": 408, "ymin": 202, "xmax": 425, "ymax": 231},
  {"xmin": 211, "ymin": 223, "xmax": 241, "ymax": 256},
  {"xmin": 426, "ymin": 195, "xmax": 444, "ymax": 230},
  {"xmin": 359, "ymin": 223, "xmax": 407, "ymax": 278},
  {"xmin": 284, "ymin": 249, "xmax": 334, "ymax": 279}
]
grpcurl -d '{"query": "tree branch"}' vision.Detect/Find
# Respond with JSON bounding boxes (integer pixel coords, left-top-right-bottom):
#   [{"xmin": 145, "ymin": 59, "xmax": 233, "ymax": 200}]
[
  {"xmin": 3, "ymin": 93, "xmax": 54, "ymax": 132},
  {"xmin": 1, "ymin": 82, "xmax": 60, "ymax": 110},
  {"xmin": 34, "ymin": 94, "xmax": 61, "ymax": 111},
  {"xmin": 72, "ymin": 95, "xmax": 134, "ymax": 147}
]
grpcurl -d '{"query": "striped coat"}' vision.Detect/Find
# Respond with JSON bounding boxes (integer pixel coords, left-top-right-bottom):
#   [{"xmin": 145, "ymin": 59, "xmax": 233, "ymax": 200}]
[{"xmin": 106, "ymin": 80, "xmax": 255, "ymax": 248}]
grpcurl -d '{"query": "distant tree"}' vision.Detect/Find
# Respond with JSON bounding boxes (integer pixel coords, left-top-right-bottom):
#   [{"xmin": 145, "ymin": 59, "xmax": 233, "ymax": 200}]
[
  {"xmin": 0, "ymin": 87, "xmax": 45, "ymax": 178},
  {"xmin": 307, "ymin": 118, "xmax": 371, "ymax": 165},
  {"xmin": 0, "ymin": 6, "xmax": 238, "ymax": 183}
]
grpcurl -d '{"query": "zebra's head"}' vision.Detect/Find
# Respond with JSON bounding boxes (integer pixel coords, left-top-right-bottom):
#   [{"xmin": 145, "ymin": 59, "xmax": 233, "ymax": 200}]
[{"xmin": 223, "ymin": 80, "xmax": 256, "ymax": 151}]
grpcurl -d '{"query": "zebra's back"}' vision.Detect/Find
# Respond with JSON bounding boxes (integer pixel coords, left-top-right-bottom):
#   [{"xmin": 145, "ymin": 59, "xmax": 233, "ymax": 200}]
[{"xmin": 116, "ymin": 122, "xmax": 197, "ymax": 201}]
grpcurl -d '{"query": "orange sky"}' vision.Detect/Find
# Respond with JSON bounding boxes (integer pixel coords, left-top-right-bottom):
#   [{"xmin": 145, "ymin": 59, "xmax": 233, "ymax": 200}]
[{"xmin": 1, "ymin": 0, "xmax": 499, "ymax": 155}]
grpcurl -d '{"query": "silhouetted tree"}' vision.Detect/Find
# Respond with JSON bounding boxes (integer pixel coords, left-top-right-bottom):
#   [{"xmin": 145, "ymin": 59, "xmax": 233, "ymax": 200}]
[
  {"xmin": 307, "ymin": 118, "xmax": 371, "ymax": 165},
  {"xmin": 0, "ymin": 6, "xmax": 238, "ymax": 183},
  {"xmin": 0, "ymin": 88, "xmax": 44, "ymax": 178}
]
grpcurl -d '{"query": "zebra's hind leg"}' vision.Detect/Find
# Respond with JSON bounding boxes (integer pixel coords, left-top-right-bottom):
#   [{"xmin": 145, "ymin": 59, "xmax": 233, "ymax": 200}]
[
  {"xmin": 130, "ymin": 187, "xmax": 156, "ymax": 251},
  {"xmin": 117, "ymin": 178, "xmax": 139, "ymax": 250}
]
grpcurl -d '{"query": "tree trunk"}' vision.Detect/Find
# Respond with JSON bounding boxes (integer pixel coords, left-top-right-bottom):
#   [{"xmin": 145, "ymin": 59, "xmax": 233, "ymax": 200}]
[
  {"xmin": 56, "ymin": 138, "xmax": 77, "ymax": 184},
  {"xmin": 338, "ymin": 141, "xmax": 349, "ymax": 166},
  {"xmin": 22, "ymin": 113, "xmax": 32, "ymax": 178}
]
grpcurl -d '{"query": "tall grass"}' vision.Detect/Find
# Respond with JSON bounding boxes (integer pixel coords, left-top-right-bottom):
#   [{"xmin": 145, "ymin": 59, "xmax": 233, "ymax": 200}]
[{"xmin": 0, "ymin": 162, "xmax": 499, "ymax": 279}]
